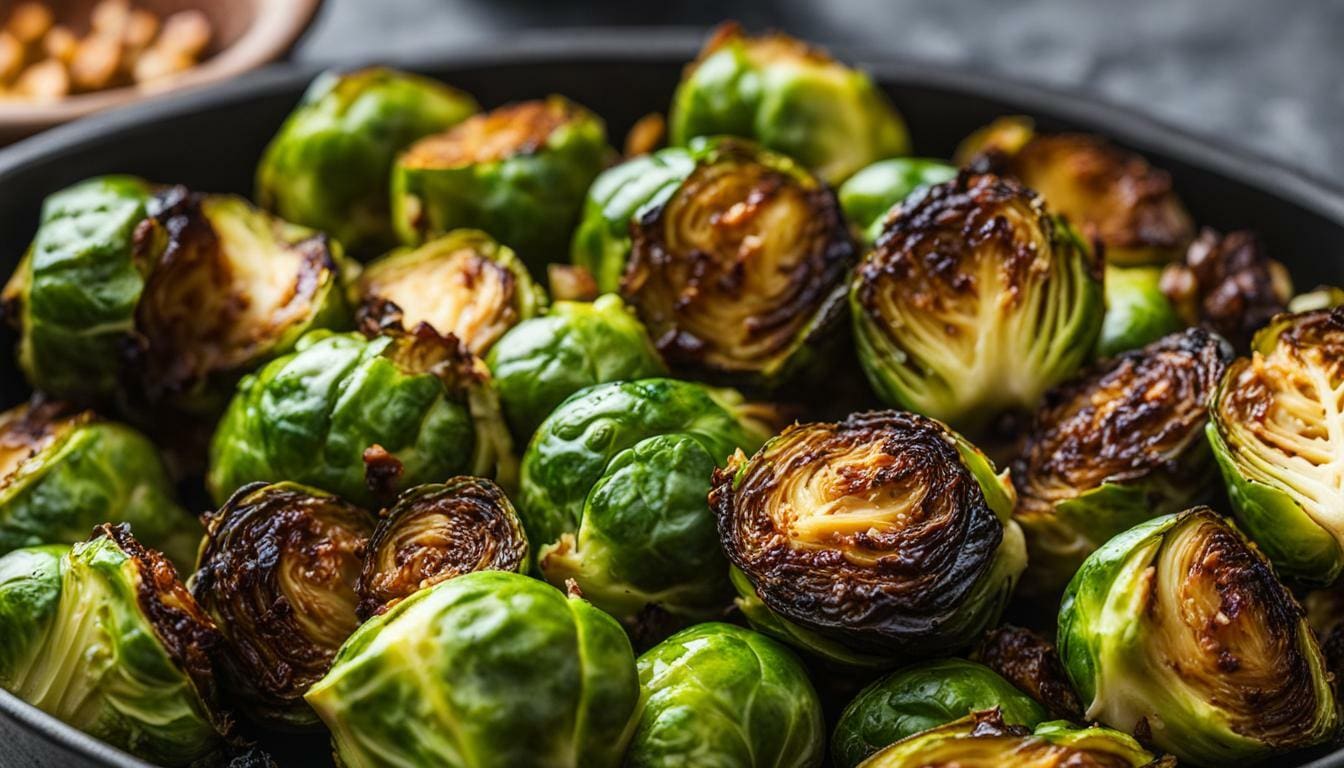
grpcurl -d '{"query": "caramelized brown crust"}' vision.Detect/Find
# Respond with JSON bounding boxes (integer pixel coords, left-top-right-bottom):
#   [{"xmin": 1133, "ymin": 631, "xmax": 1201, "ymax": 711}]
[
  {"xmin": 1160, "ymin": 228, "xmax": 1291, "ymax": 350},
  {"xmin": 974, "ymin": 625, "xmax": 1083, "ymax": 720},
  {"xmin": 1221, "ymin": 307, "xmax": 1344, "ymax": 428},
  {"xmin": 401, "ymin": 99, "xmax": 577, "ymax": 168},
  {"xmin": 0, "ymin": 398, "xmax": 85, "ymax": 487}
]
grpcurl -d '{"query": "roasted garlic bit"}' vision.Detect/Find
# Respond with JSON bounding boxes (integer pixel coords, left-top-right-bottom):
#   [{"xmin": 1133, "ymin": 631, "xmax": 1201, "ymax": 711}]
[
  {"xmin": 6, "ymin": 3, "xmax": 53, "ymax": 45},
  {"xmin": 1160, "ymin": 227, "xmax": 1292, "ymax": 350},
  {"xmin": 69, "ymin": 33, "xmax": 122, "ymax": 91}
]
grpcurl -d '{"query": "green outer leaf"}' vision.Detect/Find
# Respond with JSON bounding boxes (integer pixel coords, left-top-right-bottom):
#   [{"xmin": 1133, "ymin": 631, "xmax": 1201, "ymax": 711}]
[
  {"xmin": 838, "ymin": 158, "xmax": 956, "ymax": 241},
  {"xmin": 0, "ymin": 545, "xmax": 65, "ymax": 686},
  {"xmin": 1097, "ymin": 265, "xmax": 1182, "ymax": 358}
]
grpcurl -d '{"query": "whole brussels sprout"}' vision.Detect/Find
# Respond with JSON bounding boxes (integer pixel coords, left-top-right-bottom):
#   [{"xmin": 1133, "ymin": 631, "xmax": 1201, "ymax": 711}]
[
  {"xmin": 712, "ymin": 410, "xmax": 1026, "ymax": 665},
  {"xmin": 1160, "ymin": 228, "xmax": 1292, "ymax": 351},
  {"xmin": 1097, "ymin": 264, "xmax": 1182, "ymax": 358},
  {"xmin": 851, "ymin": 172, "xmax": 1104, "ymax": 434},
  {"xmin": 571, "ymin": 137, "xmax": 855, "ymax": 386},
  {"xmin": 838, "ymin": 157, "xmax": 956, "ymax": 244},
  {"xmin": 191, "ymin": 482, "xmax": 375, "ymax": 729},
  {"xmin": 0, "ymin": 526, "xmax": 223, "ymax": 765},
  {"xmin": 521, "ymin": 378, "xmax": 771, "ymax": 623},
  {"xmin": 832, "ymin": 658, "xmax": 1049, "ymax": 768},
  {"xmin": 256, "ymin": 67, "xmax": 480, "ymax": 255},
  {"xmin": 1058, "ymin": 507, "xmax": 1339, "ymax": 765},
  {"xmin": 669, "ymin": 23, "xmax": 910, "ymax": 184},
  {"xmin": 391, "ymin": 95, "xmax": 611, "ymax": 271},
  {"xmin": 208, "ymin": 327, "xmax": 514, "ymax": 508},
  {"xmin": 1013, "ymin": 328, "xmax": 1231, "ymax": 593},
  {"xmin": 486, "ymin": 294, "xmax": 667, "ymax": 439},
  {"xmin": 627, "ymin": 622, "xmax": 824, "ymax": 768},
  {"xmin": 305, "ymin": 570, "xmax": 639, "ymax": 768},
  {"xmin": 356, "ymin": 477, "xmax": 527, "ymax": 618}
]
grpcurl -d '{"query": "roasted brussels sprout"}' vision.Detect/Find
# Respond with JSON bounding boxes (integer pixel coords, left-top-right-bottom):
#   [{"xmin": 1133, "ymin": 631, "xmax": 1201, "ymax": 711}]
[
  {"xmin": 356, "ymin": 229, "xmax": 546, "ymax": 355},
  {"xmin": 838, "ymin": 158, "xmax": 956, "ymax": 244},
  {"xmin": 305, "ymin": 570, "xmax": 639, "ymax": 768},
  {"xmin": 627, "ymin": 622, "xmax": 824, "ymax": 768},
  {"xmin": 391, "ymin": 96, "xmax": 610, "ymax": 270},
  {"xmin": 712, "ymin": 410, "xmax": 1025, "ymax": 665},
  {"xmin": 973, "ymin": 625, "xmax": 1083, "ymax": 721},
  {"xmin": 851, "ymin": 172, "xmax": 1103, "ymax": 434},
  {"xmin": 831, "ymin": 658, "xmax": 1049, "ymax": 768},
  {"xmin": 191, "ymin": 482, "xmax": 374, "ymax": 729},
  {"xmin": 1097, "ymin": 265, "xmax": 1182, "ymax": 357},
  {"xmin": 669, "ymin": 23, "xmax": 910, "ymax": 184},
  {"xmin": 1160, "ymin": 228, "xmax": 1292, "ymax": 350},
  {"xmin": 521, "ymin": 378, "xmax": 770, "ymax": 623},
  {"xmin": 1290, "ymin": 285, "xmax": 1344, "ymax": 313},
  {"xmin": 486, "ymin": 294, "xmax": 667, "ymax": 439},
  {"xmin": 0, "ymin": 526, "xmax": 222, "ymax": 765},
  {"xmin": 356, "ymin": 477, "xmax": 527, "ymax": 618},
  {"xmin": 1058, "ymin": 507, "xmax": 1339, "ymax": 764},
  {"xmin": 256, "ymin": 67, "xmax": 480, "ymax": 254},
  {"xmin": 1013, "ymin": 328, "xmax": 1231, "ymax": 592},
  {"xmin": 208, "ymin": 326, "xmax": 514, "ymax": 508}
]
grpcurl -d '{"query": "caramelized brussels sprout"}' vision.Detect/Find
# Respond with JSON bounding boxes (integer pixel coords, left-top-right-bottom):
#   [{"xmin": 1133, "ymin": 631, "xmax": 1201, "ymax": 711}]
[
  {"xmin": 0, "ymin": 526, "xmax": 223, "ymax": 765},
  {"xmin": 356, "ymin": 229, "xmax": 546, "ymax": 355},
  {"xmin": 973, "ymin": 625, "xmax": 1083, "ymax": 721},
  {"xmin": 256, "ymin": 68, "xmax": 479, "ymax": 255},
  {"xmin": 838, "ymin": 158, "xmax": 956, "ymax": 244},
  {"xmin": 356, "ymin": 477, "xmax": 527, "ymax": 618},
  {"xmin": 1098, "ymin": 265, "xmax": 1182, "ymax": 357},
  {"xmin": 669, "ymin": 23, "xmax": 910, "ymax": 184},
  {"xmin": 191, "ymin": 482, "xmax": 374, "ymax": 729},
  {"xmin": 712, "ymin": 410, "xmax": 1025, "ymax": 665},
  {"xmin": 1013, "ymin": 328, "xmax": 1231, "ymax": 592},
  {"xmin": 1058, "ymin": 508, "xmax": 1339, "ymax": 764},
  {"xmin": 1160, "ymin": 228, "xmax": 1292, "ymax": 350},
  {"xmin": 1290, "ymin": 285, "xmax": 1344, "ymax": 313},
  {"xmin": 851, "ymin": 172, "xmax": 1103, "ymax": 434},
  {"xmin": 305, "ymin": 570, "xmax": 639, "ymax": 768}
]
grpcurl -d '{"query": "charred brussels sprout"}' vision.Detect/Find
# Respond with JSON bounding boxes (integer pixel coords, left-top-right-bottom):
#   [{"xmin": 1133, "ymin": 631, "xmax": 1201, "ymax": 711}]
[
  {"xmin": 1014, "ymin": 329, "xmax": 1231, "ymax": 592},
  {"xmin": 669, "ymin": 24, "xmax": 909, "ymax": 184},
  {"xmin": 305, "ymin": 570, "xmax": 639, "ymax": 768},
  {"xmin": 851, "ymin": 172, "xmax": 1103, "ymax": 435},
  {"xmin": 1058, "ymin": 508, "xmax": 1339, "ymax": 764},
  {"xmin": 191, "ymin": 482, "xmax": 374, "ymax": 729},
  {"xmin": 838, "ymin": 158, "xmax": 956, "ymax": 245},
  {"xmin": 356, "ymin": 477, "xmax": 527, "ymax": 618},
  {"xmin": 356, "ymin": 229, "xmax": 546, "ymax": 355},
  {"xmin": 256, "ymin": 68, "xmax": 479, "ymax": 254},
  {"xmin": 1097, "ymin": 265, "xmax": 1181, "ymax": 357},
  {"xmin": 208, "ymin": 327, "xmax": 514, "ymax": 508},
  {"xmin": 627, "ymin": 622, "xmax": 824, "ymax": 768},
  {"xmin": 973, "ymin": 625, "xmax": 1083, "ymax": 721},
  {"xmin": 712, "ymin": 410, "xmax": 1025, "ymax": 665},
  {"xmin": 0, "ymin": 526, "xmax": 222, "ymax": 765},
  {"xmin": 1160, "ymin": 228, "xmax": 1292, "ymax": 350}
]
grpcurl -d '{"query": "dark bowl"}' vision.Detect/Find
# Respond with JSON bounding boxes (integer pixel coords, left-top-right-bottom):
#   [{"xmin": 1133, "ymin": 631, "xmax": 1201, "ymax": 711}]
[{"xmin": 0, "ymin": 27, "xmax": 1342, "ymax": 768}]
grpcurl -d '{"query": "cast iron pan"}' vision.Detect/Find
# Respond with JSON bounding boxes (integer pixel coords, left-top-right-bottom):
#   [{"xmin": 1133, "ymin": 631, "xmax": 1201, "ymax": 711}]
[{"xmin": 0, "ymin": 28, "xmax": 1341, "ymax": 768}]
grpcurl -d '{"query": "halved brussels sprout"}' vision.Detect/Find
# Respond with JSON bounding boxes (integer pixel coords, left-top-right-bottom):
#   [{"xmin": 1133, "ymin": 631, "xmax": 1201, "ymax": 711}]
[
  {"xmin": 1014, "ymin": 328, "xmax": 1231, "ymax": 592},
  {"xmin": 392, "ymin": 95, "xmax": 610, "ymax": 271},
  {"xmin": 486, "ymin": 294, "xmax": 667, "ymax": 439},
  {"xmin": 356, "ymin": 477, "xmax": 527, "ymax": 618},
  {"xmin": 838, "ymin": 158, "xmax": 957, "ymax": 245},
  {"xmin": 831, "ymin": 658, "xmax": 1049, "ymax": 768},
  {"xmin": 191, "ymin": 481, "xmax": 374, "ymax": 729},
  {"xmin": 356, "ymin": 229, "xmax": 546, "ymax": 355},
  {"xmin": 956, "ymin": 116, "xmax": 1194, "ymax": 266},
  {"xmin": 0, "ymin": 526, "xmax": 223, "ymax": 765},
  {"xmin": 972, "ymin": 625, "xmax": 1082, "ymax": 721},
  {"xmin": 256, "ymin": 67, "xmax": 480, "ymax": 255},
  {"xmin": 712, "ymin": 410, "xmax": 1025, "ymax": 665},
  {"xmin": 521, "ymin": 378, "xmax": 772, "ymax": 624},
  {"xmin": 1209, "ymin": 307, "xmax": 1344, "ymax": 583},
  {"xmin": 669, "ymin": 23, "xmax": 910, "ymax": 184},
  {"xmin": 851, "ymin": 172, "xmax": 1104, "ymax": 435},
  {"xmin": 1058, "ymin": 507, "xmax": 1339, "ymax": 764},
  {"xmin": 627, "ymin": 622, "xmax": 824, "ymax": 768},
  {"xmin": 208, "ymin": 326, "xmax": 514, "ymax": 508},
  {"xmin": 1160, "ymin": 228, "xmax": 1292, "ymax": 350},
  {"xmin": 1097, "ymin": 265, "xmax": 1182, "ymax": 357},
  {"xmin": 305, "ymin": 570, "xmax": 639, "ymax": 768}
]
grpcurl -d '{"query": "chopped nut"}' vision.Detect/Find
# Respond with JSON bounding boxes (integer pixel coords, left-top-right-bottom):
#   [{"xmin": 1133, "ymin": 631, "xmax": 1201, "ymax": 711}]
[
  {"xmin": 624, "ymin": 112, "xmax": 666, "ymax": 157},
  {"xmin": 7, "ymin": 2, "xmax": 54, "ymax": 45},
  {"xmin": 124, "ymin": 8, "xmax": 159, "ymax": 52},
  {"xmin": 14, "ymin": 58, "xmax": 69, "ymax": 101},
  {"xmin": 132, "ymin": 46, "xmax": 192, "ymax": 84},
  {"xmin": 42, "ymin": 25, "xmax": 76, "ymax": 64},
  {"xmin": 70, "ymin": 33, "xmax": 123, "ymax": 91},
  {"xmin": 90, "ymin": 0, "xmax": 131, "ymax": 38},
  {"xmin": 548, "ymin": 264, "xmax": 599, "ymax": 302},
  {"xmin": 157, "ymin": 10, "xmax": 211, "ymax": 58},
  {"xmin": 0, "ymin": 32, "xmax": 23, "ymax": 83}
]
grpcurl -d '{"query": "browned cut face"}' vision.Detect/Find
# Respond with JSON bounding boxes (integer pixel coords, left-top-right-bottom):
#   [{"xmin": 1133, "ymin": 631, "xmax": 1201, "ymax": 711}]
[
  {"xmin": 0, "ymin": 399, "xmax": 84, "ymax": 488},
  {"xmin": 974, "ymin": 625, "xmax": 1083, "ymax": 720},
  {"xmin": 1160, "ymin": 228, "xmax": 1292, "ymax": 350},
  {"xmin": 691, "ymin": 22, "xmax": 836, "ymax": 73},
  {"xmin": 863, "ymin": 710, "xmax": 1144, "ymax": 768},
  {"xmin": 401, "ymin": 99, "xmax": 577, "ymax": 169}
]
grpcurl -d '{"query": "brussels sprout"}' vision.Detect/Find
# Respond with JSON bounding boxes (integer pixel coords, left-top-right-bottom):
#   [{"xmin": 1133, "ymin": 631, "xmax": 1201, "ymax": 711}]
[
  {"xmin": 391, "ymin": 96, "xmax": 610, "ymax": 271},
  {"xmin": 0, "ymin": 526, "xmax": 223, "ymax": 765},
  {"xmin": 838, "ymin": 158, "xmax": 957, "ymax": 244},
  {"xmin": 1209, "ymin": 307, "xmax": 1344, "ymax": 583},
  {"xmin": 1290, "ymin": 285, "xmax": 1344, "ymax": 313},
  {"xmin": 0, "ymin": 399, "xmax": 197, "ymax": 568},
  {"xmin": 669, "ymin": 23, "xmax": 910, "ymax": 184},
  {"xmin": 208, "ymin": 326, "xmax": 514, "ymax": 508},
  {"xmin": 627, "ymin": 622, "xmax": 824, "ymax": 768},
  {"xmin": 521, "ymin": 378, "xmax": 771, "ymax": 623},
  {"xmin": 191, "ymin": 482, "xmax": 374, "ymax": 729},
  {"xmin": 305, "ymin": 570, "xmax": 639, "ymax": 768},
  {"xmin": 712, "ymin": 410, "xmax": 1025, "ymax": 665},
  {"xmin": 1058, "ymin": 507, "xmax": 1339, "ymax": 764},
  {"xmin": 1097, "ymin": 265, "xmax": 1182, "ymax": 357},
  {"xmin": 1160, "ymin": 228, "xmax": 1292, "ymax": 350},
  {"xmin": 356, "ymin": 229, "xmax": 546, "ymax": 355},
  {"xmin": 1013, "ymin": 328, "xmax": 1231, "ymax": 593},
  {"xmin": 571, "ymin": 137, "xmax": 855, "ymax": 385},
  {"xmin": 972, "ymin": 625, "xmax": 1082, "ymax": 721},
  {"xmin": 486, "ymin": 294, "xmax": 667, "ymax": 439},
  {"xmin": 832, "ymin": 658, "xmax": 1049, "ymax": 768},
  {"xmin": 956, "ymin": 116, "xmax": 1194, "ymax": 267},
  {"xmin": 356, "ymin": 477, "xmax": 527, "ymax": 618},
  {"xmin": 851, "ymin": 172, "xmax": 1104, "ymax": 435},
  {"xmin": 256, "ymin": 67, "xmax": 480, "ymax": 255}
]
